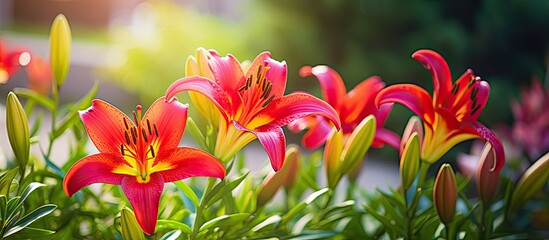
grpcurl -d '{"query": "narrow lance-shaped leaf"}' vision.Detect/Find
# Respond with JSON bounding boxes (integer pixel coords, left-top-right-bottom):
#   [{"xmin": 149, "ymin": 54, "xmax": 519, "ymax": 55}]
[
  {"xmin": 49, "ymin": 14, "xmax": 71, "ymax": 87},
  {"xmin": 0, "ymin": 167, "xmax": 19, "ymax": 196},
  {"xmin": 6, "ymin": 92, "xmax": 30, "ymax": 178},
  {"xmin": 3, "ymin": 204, "xmax": 57, "ymax": 238}
]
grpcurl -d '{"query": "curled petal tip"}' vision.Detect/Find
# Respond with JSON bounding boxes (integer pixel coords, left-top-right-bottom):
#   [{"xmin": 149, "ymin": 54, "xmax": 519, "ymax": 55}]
[{"xmin": 299, "ymin": 66, "xmax": 313, "ymax": 77}]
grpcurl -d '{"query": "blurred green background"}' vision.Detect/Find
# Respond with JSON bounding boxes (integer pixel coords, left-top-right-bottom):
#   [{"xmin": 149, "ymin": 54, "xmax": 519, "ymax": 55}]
[{"xmin": 2, "ymin": 0, "xmax": 548, "ymax": 140}]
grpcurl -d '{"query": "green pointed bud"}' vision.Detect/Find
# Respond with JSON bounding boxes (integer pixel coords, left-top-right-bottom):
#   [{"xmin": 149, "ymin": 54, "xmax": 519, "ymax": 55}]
[
  {"xmin": 339, "ymin": 115, "xmax": 376, "ymax": 179},
  {"xmin": 433, "ymin": 163, "xmax": 457, "ymax": 224},
  {"xmin": 324, "ymin": 128, "xmax": 343, "ymax": 189},
  {"xmin": 476, "ymin": 142, "xmax": 499, "ymax": 204},
  {"xmin": 509, "ymin": 152, "xmax": 549, "ymax": 212},
  {"xmin": 400, "ymin": 116, "xmax": 423, "ymax": 153},
  {"xmin": 257, "ymin": 146, "xmax": 300, "ymax": 207},
  {"xmin": 400, "ymin": 132, "xmax": 420, "ymax": 190},
  {"xmin": 120, "ymin": 208, "xmax": 146, "ymax": 240},
  {"xmin": 49, "ymin": 14, "xmax": 71, "ymax": 87},
  {"xmin": 6, "ymin": 92, "xmax": 30, "ymax": 177}
]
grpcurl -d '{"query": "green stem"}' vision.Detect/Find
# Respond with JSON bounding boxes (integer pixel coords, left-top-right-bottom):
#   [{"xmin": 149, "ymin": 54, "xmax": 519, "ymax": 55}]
[
  {"xmin": 406, "ymin": 162, "xmax": 430, "ymax": 240},
  {"xmin": 190, "ymin": 177, "xmax": 217, "ymax": 239},
  {"xmin": 445, "ymin": 223, "xmax": 456, "ymax": 240}
]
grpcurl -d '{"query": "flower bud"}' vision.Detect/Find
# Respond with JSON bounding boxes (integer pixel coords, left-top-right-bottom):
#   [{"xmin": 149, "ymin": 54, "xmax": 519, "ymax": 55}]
[
  {"xmin": 324, "ymin": 128, "xmax": 343, "ymax": 189},
  {"xmin": 120, "ymin": 208, "xmax": 146, "ymax": 240},
  {"xmin": 257, "ymin": 146, "xmax": 300, "ymax": 207},
  {"xmin": 6, "ymin": 92, "xmax": 30, "ymax": 176},
  {"xmin": 433, "ymin": 163, "xmax": 457, "ymax": 224},
  {"xmin": 49, "ymin": 14, "xmax": 71, "ymax": 87},
  {"xmin": 339, "ymin": 116, "xmax": 376, "ymax": 181},
  {"xmin": 400, "ymin": 132, "xmax": 420, "ymax": 190},
  {"xmin": 400, "ymin": 116, "xmax": 423, "ymax": 154},
  {"xmin": 509, "ymin": 152, "xmax": 549, "ymax": 212},
  {"xmin": 476, "ymin": 142, "xmax": 499, "ymax": 204}
]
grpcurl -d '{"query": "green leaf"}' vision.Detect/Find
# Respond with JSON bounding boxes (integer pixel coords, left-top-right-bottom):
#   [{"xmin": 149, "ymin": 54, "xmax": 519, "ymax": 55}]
[
  {"xmin": 52, "ymin": 81, "xmax": 98, "ymax": 138},
  {"xmin": 157, "ymin": 219, "xmax": 191, "ymax": 234},
  {"xmin": 0, "ymin": 195, "xmax": 7, "ymax": 227},
  {"xmin": 204, "ymin": 172, "xmax": 249, "ymax": 207},
  {"xmin": 3, "ymin": 204, "xmax": 57, "ymax": 238},
  {"xmin": 8, "ymin": 183, "xmax": 45, "ymax": 217},
  {"xmin": 339, "ymin": 116, "xmax": 376, "ymax": 176},
  {"xmin": 199, "ymin": 213, "xmax": 250, "ymax": 232},
  {"xmin": 286, "ymin": 230, "xmax": 339, "ymax": 240},
  {"xmin": 0, "ymin": 167, "xmax": 19, "ymax": 196},
  {"xmin": 12, "ymin": 88, "xmax": 55, "ymax": 111},
  {"xmin": 186, "ymin": 117, "xmax": 208, "ymax": 151},
  {"xmin": 5, "ymin": 227, "xmax": 55, "ymax": 239},
  {"xmin": 174, "ymin": 181, "xmax": 199, "ymax": 208},
  {"xmin": 363, "ymin": 204, "xmax": 405, "ymax": 236},
  {"xmin": 119, "ymin": 208, "xmax": 146, "ymax": 240},
  {"xmin": 282, "ymin": 188, "xmax": 330, "ymax": 225},
  {"xmin": 252, "ymin": 215, "xmax": 281, "ymax": 232},
  {"xmin": 159, "ymin": 230, "xmax": 182, "ymax": 240}
]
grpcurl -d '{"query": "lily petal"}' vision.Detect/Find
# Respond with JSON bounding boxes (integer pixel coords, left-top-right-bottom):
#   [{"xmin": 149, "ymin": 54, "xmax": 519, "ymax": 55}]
[
  {"xmin": 121, "ymin": 173, "xmax": 164, "ymax": 235},
  {"xmin": 372, "ymin": 128, "xmax": 400, "ymax": 149},
  {"xmin": 63, "ymin": 153, "xmax": 125, "ymax": 196},
  {"xmin": 79, "ymin": 100, "xmax": 135, "ymax": 154},
  {"xmin": 154, "ymin": 147, "xmax": 226, "ymax": 182},
  {"xmin": 234, "ymin": 122, "xmax": 286, "ymax": 171},
  {"xmin": 341, "ymin": 76, "xmax": 385, "ymax": 125},
  {"xmin": 257, "ymin": 92, "xmax": 341, "ymax": 130},
  {"xmin": 143, "ymin": 97, "xmax": 188, "ymax": 150},
  {"xmin": 165, "ymin": 76, "xmax": 233, "ymax": 118},
  {"xmin": 300, "ymin": 65, "xmax": 346, "ymax": 109},
  {"xmin": 376, "ymin": 84, "xmax": 435, "ymax": 125},
  {"xmin": 247, "ymin": 52, "xmax": 287, "ymax": 99},
  {"xmin": 465, "ymin": 122, "xmax": 506, "ymax": 172},
  {"xmin": 207, "ymin": 50, "xmax": 244, "ymax": 107},
  {"xmin": 412, "ymin": 49, "xmax": 452, "ymax": 107},
  {"xmin": 301, "ymin": 116, "xmax": 334, "ymax": 149}
]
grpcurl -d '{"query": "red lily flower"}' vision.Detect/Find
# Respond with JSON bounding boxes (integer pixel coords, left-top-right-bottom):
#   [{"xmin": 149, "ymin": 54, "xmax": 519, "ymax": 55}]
[
  {"xmin": 376, "ymin": 49, "xmax": 505, "ymax": 171},
  {"xmin": 63, "ymin": 97, "xmax": 226, "ymax": 235},
  {"xmin": 0, "ymin": 39, "xmax": 31, "ymax": 84},
  {"xmin": 165, "ymin": 49, "xmax": 341, "ymax": 171},
  {"xmin": 288, "ymin": 65, "xmax": 400, "ymax": 150}
]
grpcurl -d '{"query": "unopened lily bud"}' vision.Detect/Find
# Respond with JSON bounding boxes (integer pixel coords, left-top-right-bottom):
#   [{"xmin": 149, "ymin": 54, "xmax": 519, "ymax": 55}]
[
  {"xmin": 476, "ymin": 142, "xmax": 499, "ymax": 204},
  {"xmin": 6, "ymin": 92, "xmax": 30, "ymax": 176},
  {"xmin": 120, "ymin": 208, "xmax": 146, "ymax": 240},
  {"xmin": 509, "ymin": 152, "xmax": 549, "ymax": 212},
  {"xmin": 324, "ymin": 128, "xmax": 343, "ymax": 189},
  {"xmin": 400, "ymin": 132, "xmax": 420, "ymax": 190},
  {"xmin": 257, "ymin": 146, "xmax": 300, "ymax": 207},
  {"xmin": 49, "ymin": 14, "xmax": 71, "ymax": 87},
  {"xmin": 400, "ymin": 116, "xmax": 423, "ymax": 154},
  {"xmin": 339, "ymin": 116, "xmax": 376, "ymax": 182},
  {"xmin": 433, "ymin": 163, "xmax": 457, "ymax": 224}
]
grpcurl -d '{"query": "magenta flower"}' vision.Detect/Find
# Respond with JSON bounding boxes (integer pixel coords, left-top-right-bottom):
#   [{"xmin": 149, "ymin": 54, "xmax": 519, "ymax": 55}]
[
  {"xmin": 288, "ymin": 65, "xmax": 399, "ymax": 150},
  {"xmin": 63, "ymin": 97, "xmax": 226, "ymax": 234},
  {"xmin": 165, "ymin": 49, "xmax": 341, "ymax": 171}
]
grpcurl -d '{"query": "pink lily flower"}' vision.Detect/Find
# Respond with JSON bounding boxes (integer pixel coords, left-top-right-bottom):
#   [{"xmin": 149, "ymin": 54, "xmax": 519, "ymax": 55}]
[
  {"xmin": 288, "ymin": 65, "xmax": 400, "ymax": 150},
  {"xmin": 376, "ymin": 49, "xmax": 505, "ymax": 171},
  {"xmin": 63, "ymin": 97, "xmax": 226, "ymax": 235},
  {"xmin": 165, "ymin": 49, "xmax": 341, "ymax": 171}
]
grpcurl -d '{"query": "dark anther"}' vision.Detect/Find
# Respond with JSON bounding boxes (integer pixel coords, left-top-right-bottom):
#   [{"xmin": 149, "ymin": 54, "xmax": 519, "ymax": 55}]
[
  {"xmin": 261, "ymin": 84, "xmax": 272, "ymax": 99},
  {"xmin": 247, "ymin": 75, "xmax": 252, "ymax": 87},
  {"xmin": 132, "ymin": 111, "xmax": 138, "ymax": 124},
  {"xmin": 150, "ymin": 145, "xmax": 155, "ymax": 158},
  {"xmin": 470, "ymin": 88, "xmax": 478, "ymax": 100},
  {"xmin": 452, "ymin": 83, "xmax": 459, "ymax": 95},
  {"xmin": 147, "ymin": 119, "xmax": 152, "ymax": 135},
  {"xmin": 120, "ymin": 144, "xmax": 125, "ymax": 156},
  {"xmin": 124, "ymin": 131, "xmax": 131, "ymax": 145},
  {"xmin": 142, "ymin": 128, "xmax": 148, "ymax": 143},
  {"xmin": 471, "ymin": 104, "xmax": 481, "ymax": 115},
  {"xmin": 154, "ymin": 124, "xmax": 159, "ymax": 137},
  {"xmin": 131, "ymin": 127, "xmax": 137, "ymax": 145},
  {"xmin": 257, "ymin": 65, "xmax": 263, "ymax": 82},
  {"xmin": 123, "ymin": 118, "xmax": 129, "ymax": 130},
  {"xmin": 262, "ymin": 95, "xmax": 275, "ymax": 108},
  {"xmin": 238, "ymin": 85, "xmax": 247, "ymax": 92},
  {"xmin": 467, "ymin": 77, "xmax": 476, "ymax": 88}
]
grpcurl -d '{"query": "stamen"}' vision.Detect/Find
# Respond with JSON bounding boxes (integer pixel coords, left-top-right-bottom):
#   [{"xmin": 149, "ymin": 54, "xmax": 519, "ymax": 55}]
[
  {"xmin": 467, "ymin": 76, "xmax": 476, "ymax": 88},
  {"xmin": 261, "ymin": 84, "xmax": 272, "ymax": 99},
  {"xmin": 131, "ymin": 127, "xmax": 137, "ymax": 145},
  {"xmin": 470, "ymin": 88, "xmax": 478, "ymax": 100},
  {"xmin": 142, "ymin": 128, "xmax": 148, "ymax": 143},
  {"xmin": 147, "ymin": 119, "xmax": 152, "ymax": 135},
  {"xmin": 256, "ymin": 65, "xmax": 263, "ymax": 82},
  {"xmin": 132, "ymin": 111, "xmax": 138, "ymax": 125},
  {"xmin": 452, "ymin": 83, "xmax": 459, "ymax": 95},
  {"xmin": 238, "ymin": 85, "xmax": 247, "ymax": 92},
  {"xmin": 120, "ymin": 144, "xmax": 125, "ymax": 156},
  {"xmin": 124, "ymin": 131, "xmax": 131, "ymax": 145},
  {"xmin": 262, "ymin": 95, "xmax": 275, "ymax": 108},
  {"xmin": 471, "ymin": 104, "xmax": 481, "ymax": 115},
  {"xmin": 149, "ymin": 145, "xmax": 155, "ymax": 158},
  {"xmin": 153, "ymin": 124, "xmax": 159, "ymax": 137},
  {"xmin": 247, "ymin": 75, "xmax": 252, "ymax": 87},
  {"xmin": 123, "ymin": 118, "xmax": 129, "ymax": 130}
]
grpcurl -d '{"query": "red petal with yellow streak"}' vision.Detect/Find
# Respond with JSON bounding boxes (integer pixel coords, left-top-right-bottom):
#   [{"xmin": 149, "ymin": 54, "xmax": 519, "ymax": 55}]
[
  {"xmin": 376, "ymin": 84, "xmax": 436, "ymax": 125},
  {"xmin": 234, "ymin": 122, "xmax": 286, "ymax": 172},
  {"xmin": 121, "ymin": 173, "xmax": 164, "ymax": 235},
  {"xmin": 155, "ymin": 147, "xmax": 226, "ymax": 182},
  {"xmin": 412, "ymin": 49, "xmax": 452, "ymax": 107},
  {"xmin": 63, "ymin": 153, "xmax": 125, "ymax": 196}
]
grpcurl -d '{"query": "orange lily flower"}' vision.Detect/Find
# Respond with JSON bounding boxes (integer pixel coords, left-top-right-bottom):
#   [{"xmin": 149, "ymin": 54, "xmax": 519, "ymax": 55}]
[
  {"xmin": 288, "ymin": 65, "xmax": 399, "ymax": 150},
  {"xmin": 376, "ymin": 49, "xmax": 505, "ymax": 171},
  {"xmin": 165, "ymin": 49, "xmax": 341, "ymax": 171},
  {"xmin": 63, "ymin": 97, "xmax": 226, "ymax": 235}
]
